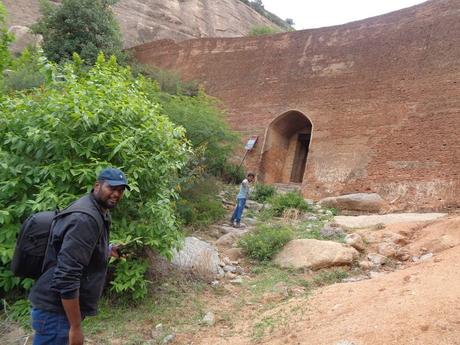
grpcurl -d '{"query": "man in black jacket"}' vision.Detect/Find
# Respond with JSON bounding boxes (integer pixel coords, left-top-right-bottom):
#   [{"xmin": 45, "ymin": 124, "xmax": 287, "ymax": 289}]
[{"xmin": 29, "ymin": 168, "xmax": 129, "ymax": 345}]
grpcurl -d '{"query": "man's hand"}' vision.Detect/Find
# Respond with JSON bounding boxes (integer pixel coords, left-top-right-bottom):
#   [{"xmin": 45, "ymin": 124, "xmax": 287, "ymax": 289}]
[
  {"xmin": 69, "ymin": 325, "xmax": 84, "ymax": 345},
  {"xmin": 110, "ymin": 244, "xmax": 120, "ymax": 258}
]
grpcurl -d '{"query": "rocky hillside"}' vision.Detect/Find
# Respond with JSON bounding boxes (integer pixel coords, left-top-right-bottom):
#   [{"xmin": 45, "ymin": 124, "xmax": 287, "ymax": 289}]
[{"xmin": 3, "ymin": 0, "xmax": 279, "ymax": 52}]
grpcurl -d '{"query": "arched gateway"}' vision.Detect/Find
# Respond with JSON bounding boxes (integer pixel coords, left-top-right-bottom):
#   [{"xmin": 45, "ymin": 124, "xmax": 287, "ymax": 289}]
[{"xmin": 259, "ymin": 111, "xmax": 313, "ymax": 184}]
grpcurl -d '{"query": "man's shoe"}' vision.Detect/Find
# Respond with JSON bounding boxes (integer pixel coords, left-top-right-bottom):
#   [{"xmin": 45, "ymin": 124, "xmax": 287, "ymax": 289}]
[{"xmin": 233, "ymin": 222, "xmax": 240, "ymax": 228}]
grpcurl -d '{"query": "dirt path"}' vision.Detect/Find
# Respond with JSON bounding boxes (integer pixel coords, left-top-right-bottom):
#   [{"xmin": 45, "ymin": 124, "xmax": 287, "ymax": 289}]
[{"xmin": 181, "ymin": 216, "xmax": 460, "ymax": 345}]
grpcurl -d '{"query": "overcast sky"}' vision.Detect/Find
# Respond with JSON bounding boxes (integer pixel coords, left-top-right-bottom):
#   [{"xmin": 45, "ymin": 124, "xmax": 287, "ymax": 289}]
[{"xmin": 262, "ymin": 0, "xmax": 428, "ymax": 30}]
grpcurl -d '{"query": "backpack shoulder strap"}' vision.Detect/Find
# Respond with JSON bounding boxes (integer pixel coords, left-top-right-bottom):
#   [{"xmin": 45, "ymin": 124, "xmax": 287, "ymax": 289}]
[{"xmin": 57, "ymin": 208, "xmax": 104, "ymax": 235}]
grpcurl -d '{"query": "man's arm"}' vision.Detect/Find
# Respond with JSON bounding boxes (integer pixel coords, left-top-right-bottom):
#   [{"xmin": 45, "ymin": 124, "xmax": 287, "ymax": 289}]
[{"xmin": 62, "ymin": 298, "xmax": 83, "ymax": 345}]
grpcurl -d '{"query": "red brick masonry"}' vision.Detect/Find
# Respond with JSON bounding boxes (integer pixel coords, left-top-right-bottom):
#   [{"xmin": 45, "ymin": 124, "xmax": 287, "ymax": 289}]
[{"xmin": 133, "ymin": 0, "xmax": 460, "ymax": 211}]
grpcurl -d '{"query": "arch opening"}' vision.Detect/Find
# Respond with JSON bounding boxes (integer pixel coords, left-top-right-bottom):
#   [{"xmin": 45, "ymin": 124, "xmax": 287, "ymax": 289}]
[{"xmin": 260, "ymin": 111, "xmax": 312, "ymax": 184}]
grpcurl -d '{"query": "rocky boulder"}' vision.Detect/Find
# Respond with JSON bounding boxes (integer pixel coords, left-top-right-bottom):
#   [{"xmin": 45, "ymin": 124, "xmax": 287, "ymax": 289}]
[
  {"xmin": 319, "ymin": 193, "xmax": 387, "ymax": 213},
  {"xmin": 8, "ymin": 25, "xmax": 42, "ymax": 54},
  {"xmin": 171, "ymin": 237, "xmax": 223, "ymax": 279},
  {"xmin": 274, "ymin": 239, "xmax": 359, "ymax": 270}
]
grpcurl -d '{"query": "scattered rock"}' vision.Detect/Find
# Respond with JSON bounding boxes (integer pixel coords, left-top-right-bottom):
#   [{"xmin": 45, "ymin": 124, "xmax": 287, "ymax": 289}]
[
  {"xmin": 420, "ymin": 253, "xmax": 433, "ymax": 261},
  {"xmin": 395, "ymin": 249, "xmax": 411, "ymax": 261},
  {"xmin": 367, "ymin": 253, "xmax": 387, "ymax": 266},
  {"xmin": 151, "ymin": 323, "xmax": 163, "ymax": 338},
  {"xmin": 221, "ymin": 247, "xmax": 244, "ymax": 261},
  {"xmin": 202, "ymin": 311, "xmax": 215, "ymax": 326},
  {"xmin": 345, "ymin": 233, "xmax": 365, "ymax": 251},
  {"xmin": 274, "ymin": 239, "xmax": 359, "ymax": 270},
  {"xmin": 171, "ymin": 237, "xmax": 224, "ymax": 279},
  {"xmin": 230, "ymin": 277, "xmax": 243, "ymax": 284},
  {"xmin": 319, "ymin": 193, "xmax": 387, "ymax": 213},
  {"xmin": 225, "ymin": 272, "xmax": 237, "ymax": 279},
  {"xmin": 306, "ymin": 215, "xmax": 319, "ymax": 222},
  {"xmin": 378, "ymin": 242, "xmax": 400, "ymax": 257},
  {"xmin": 320, "ymin": 223, "xmax": 346, "ymax": 239},
  {"xmin": 162, "ymin": 334, "xmax": 175, "ymax": 344},
  {"xmin": 223, "ymin": 265, "xmax": 237, "ymax": 273},
  {"xmin": 358, "ymin": 260, "xmax": 374, "ymax": 270},
  {"xmin": 215, "ymin": 232, "xmax": 240, "ymax": 247}
]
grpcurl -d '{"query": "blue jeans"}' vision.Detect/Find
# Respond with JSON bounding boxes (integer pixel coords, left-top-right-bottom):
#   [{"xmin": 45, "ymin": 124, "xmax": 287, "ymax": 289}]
[
  {"xmin": 31, "ymin": 308, "xmax": 70, "ymax": 345},
  {"xmin": 231, "ymin": 198, "xmax": 246, "ymax": 224}
]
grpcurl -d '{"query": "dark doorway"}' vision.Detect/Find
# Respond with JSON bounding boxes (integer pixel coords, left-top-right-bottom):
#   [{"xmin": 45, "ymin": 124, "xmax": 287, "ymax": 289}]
[
  {"xmin": 260, "ymin": 111, "xmax": 313, "ymax": 184},
  {"xmin": 290, "ymin": 133, "xmax": 311, "ymax": 183}
]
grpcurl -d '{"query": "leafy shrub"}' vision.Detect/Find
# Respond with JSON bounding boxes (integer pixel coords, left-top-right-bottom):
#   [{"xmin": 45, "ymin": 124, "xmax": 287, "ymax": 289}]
[
  {"xmin": 161, "ymin": 92, "xmax": 238, "ymax": 176},
  {"xmin": 252, "ymin": 183, "xmax": 276, "ymax": 203},
  {"xmin": 0, "ymin": 54, "xmax": 189, "ymax": 298},
  {"xmin": 268, "ymin": 192, "xmax": 311, "ymax": 217},
  {"xmin": 238, "ymin": 224, "xmax": 293, "ymax": 261},
  {"xmin": 219, "ymin": 162, "xmax": 246, "ymax": 184},
  {"xmin": 131, "ymin": 63, "xmax": 199, "ymax": 96},
  {"xmin": 110, "ymin": 259, "xmax": 149, "ymax": 301},
  {"xmin": 176, "ymin": 178, "xmax": 226, "ymax": 228},
  {"xmin": 2, "ymin": 49, "xmax": 50, "ymax": 92}
]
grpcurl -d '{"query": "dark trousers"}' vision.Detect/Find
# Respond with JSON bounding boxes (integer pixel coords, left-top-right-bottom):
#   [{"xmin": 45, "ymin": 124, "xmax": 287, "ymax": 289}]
[{"xmin": 230, "ymin": 198, "xmax": 246, "ymax": 224}]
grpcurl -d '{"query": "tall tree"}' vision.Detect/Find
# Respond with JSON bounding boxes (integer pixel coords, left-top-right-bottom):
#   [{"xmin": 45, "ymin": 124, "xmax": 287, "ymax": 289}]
[{"xmin": 33, "ymin": 0, "xmax": 124, "ymax": 65}]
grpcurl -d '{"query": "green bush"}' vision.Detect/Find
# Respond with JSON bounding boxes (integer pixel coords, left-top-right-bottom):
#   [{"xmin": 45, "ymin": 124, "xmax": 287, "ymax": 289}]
[
  {"xmin": 219, "ymin": 162, "xmax": 246, "ymax": 184},
  {"xmin": 2, "ymin": 49, "xmax": 50, "ymax": 92},
  {"xmin": 161, "ymin": 92, "xmax": 238, "ymax": 176},
  {"xmin": 0, "ymin": 53, "xmax": 189, "ymax": 299},
  {"xmin": 238, "ymin": 224, "xmax": 293, "ymax": 261},
  {"xmin": 176, "ymin": 178, "xmax": 226, "ymax": 228},
  {"xmin": 268, "ymin": 192, "xmax": 311, "ymax": 217},
  {"xmin": 252, "ymin": 183, "xmax": 276, "ymax": 203},
  {"xmin": 131, "ymin": 64, "xmax": 199, "ymax": 96}
]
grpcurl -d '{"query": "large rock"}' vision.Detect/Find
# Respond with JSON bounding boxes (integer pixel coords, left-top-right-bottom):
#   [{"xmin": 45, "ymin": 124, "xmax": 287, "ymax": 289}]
[
  {"xmin": 8, "ymin": 25, "xmax": 42, "ymax": 54},
  {"xmin": 3, "ymin": 0, "xmax": 280, "ymax": 50},
  {"xmin": 319, "ymin": 193, "xmax": 387, "ymax": 213},
  {"xmin": 171, "ymin": 237, "xmax": 223, "ymax": 279},
  {"xmin": 274, "ymin": 239, "xmax": 359, "ymax": 270}
]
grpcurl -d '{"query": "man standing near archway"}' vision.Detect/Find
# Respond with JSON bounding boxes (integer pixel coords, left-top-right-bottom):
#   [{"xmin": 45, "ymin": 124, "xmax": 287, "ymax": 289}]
[{"xmin": 230, "ymin": 173, "xmax": 255, "ymax": 228}]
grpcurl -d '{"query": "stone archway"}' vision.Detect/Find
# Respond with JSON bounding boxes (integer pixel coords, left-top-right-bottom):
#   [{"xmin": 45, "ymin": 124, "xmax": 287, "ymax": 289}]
[{"xmin": 259, "ymin": 111, "xmax": 313, "ymax": 184}]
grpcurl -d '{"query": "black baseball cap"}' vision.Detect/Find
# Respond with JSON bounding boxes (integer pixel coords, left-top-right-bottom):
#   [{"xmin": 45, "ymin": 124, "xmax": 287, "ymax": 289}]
[{"xmin": 97, "ymin": 168, "xmax": 130, "ymax": 190}]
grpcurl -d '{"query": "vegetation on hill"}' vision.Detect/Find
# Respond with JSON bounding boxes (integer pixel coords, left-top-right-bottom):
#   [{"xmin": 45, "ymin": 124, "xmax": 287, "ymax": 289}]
[
  {"xmin": 239, "ymin": 0, "xmax": 294, "ymax": 30},
  {"xmin": 32, "ymin": 0, "xmax": 124, "ymax": 65}
]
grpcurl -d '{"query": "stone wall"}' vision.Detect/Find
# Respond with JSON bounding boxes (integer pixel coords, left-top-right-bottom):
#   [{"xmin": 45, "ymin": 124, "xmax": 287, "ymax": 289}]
[{"xmin": 133, "ymin": 0, "xmax": 459, "ymax": 210}]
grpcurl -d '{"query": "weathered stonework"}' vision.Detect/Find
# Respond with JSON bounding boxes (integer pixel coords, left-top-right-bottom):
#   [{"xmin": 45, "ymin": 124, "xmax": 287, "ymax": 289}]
[{"xmin": 133, "ymin": 0, "xmax": 459, "ymax": 211}]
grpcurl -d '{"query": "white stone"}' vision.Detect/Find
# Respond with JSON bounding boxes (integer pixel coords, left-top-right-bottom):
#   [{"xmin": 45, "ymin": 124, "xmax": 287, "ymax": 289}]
[{"xmin": 171, "ymin": 237, "xmax": 224, "ymax": 278}]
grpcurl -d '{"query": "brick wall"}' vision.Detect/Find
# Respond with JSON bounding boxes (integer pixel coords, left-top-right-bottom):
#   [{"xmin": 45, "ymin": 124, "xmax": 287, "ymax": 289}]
[{"xmin": 133, "ymin": 0, "xmax": 460, "ymax": 211}]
